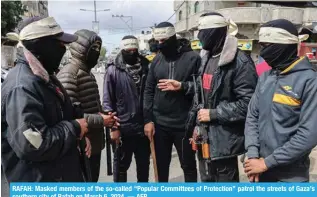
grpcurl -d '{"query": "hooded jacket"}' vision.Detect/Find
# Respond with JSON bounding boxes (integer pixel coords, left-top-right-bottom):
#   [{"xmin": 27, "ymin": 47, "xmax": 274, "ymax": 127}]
[
  {"xmin": 103, "ymin": 52, "xmax": 149, "ymax": 135},
  {"xmin": 143, "ymin": 40, "xmax": 201, "ymax": 129},
  {"xmin": 1, "ymin": 48, "xmax": 82, "ymax": 182},
  {"xmin": 245, "ymin": 57, "xmax": 317, "ymax": 182},
  {"xmin": 187, "ymin": 35, "xmax": 258, "ymax": 160},
  {"xmin": 57, "ymin": 30, "xmax": 105, "ymax": 155}
]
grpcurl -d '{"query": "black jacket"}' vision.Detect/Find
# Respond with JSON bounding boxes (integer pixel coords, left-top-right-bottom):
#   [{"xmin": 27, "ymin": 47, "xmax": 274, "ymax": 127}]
[
  {"xmin": 143, "ymin": 42, "xmax": 201, "ymax": 129},
  {"xmin": 187, "ymin": 36, "xmax": 258, "ymax": 160},
  {"xmin": 1, "ymin": 49, "xmax": 83, "ymax": 182},
  {"xmin": 103, "ymin": 53, "xmax": 149, "ymax": 135}
]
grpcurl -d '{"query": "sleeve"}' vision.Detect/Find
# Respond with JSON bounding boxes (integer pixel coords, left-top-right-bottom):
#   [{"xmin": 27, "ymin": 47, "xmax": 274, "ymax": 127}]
[
  {"xmin": 103, "ymin": 67, "xmax": 116, "ymax": 112},
  {"xmin": 143, "ymin": 58, "xmax": 157, "ymax": 124},
  {"xmin": 57, "ymin": 71, "xmax": 79, "ymax": 103},
  {"xmin": 181, "ymin": 55, "xmax": 202, "ymax": 96},
  {"xmin": 210, "ymin": 57, "xmax": 258, "ymax": 125},
  {"xmin": 84, "ymin": 113, "xmax": 104, "ymax": 129},
  {"xmin": 264, "ymin": 78, "xmax": 317, "ymax": 169},
  {"xmin": 245, "ymin": 81, "xmax": 261, "ymax": 159},
  {"xmin": 5, "ymin": 86, "xmax": 81, "ymax": 162}
]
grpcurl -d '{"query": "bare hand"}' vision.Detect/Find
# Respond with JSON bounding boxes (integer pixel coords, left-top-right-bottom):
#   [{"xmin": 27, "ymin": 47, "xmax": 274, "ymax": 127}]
[
  {"xmin": 99, "ymin": 112, "xmax": 120, "ymax": 127},
  {"xmin": 76, "ymin": 118, "xmax": 88, "ymax": 139},
  {"xmin": 144, "ymin": 122, "xmax": 155, "ymax": 141},
  {"xmin": 198, "ymin": 109, "xmax": 210, "ymax": 122},
  {"xmin": 248, "ymin": 174, "xmax": 260, "ymax": 182},
  {"xmin": 110, "ymin": 129, "xmax": 121, "ymax": 144},
  {"xmin": 85, "ymin": 137, "xmax": 91, "ymax": 158},
  {"xmin": 157, "ymin": 79, "xmax": 181, "ymax": 91},
  {"xmin": 244, "ymin": 158, "xmax": 268, "ymax": 176}
]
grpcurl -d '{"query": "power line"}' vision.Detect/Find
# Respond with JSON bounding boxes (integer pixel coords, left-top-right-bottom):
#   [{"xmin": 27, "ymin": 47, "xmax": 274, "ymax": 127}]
[{"xmin": 166, "ymin": 0, "xmax": 185, "ymax": 22}]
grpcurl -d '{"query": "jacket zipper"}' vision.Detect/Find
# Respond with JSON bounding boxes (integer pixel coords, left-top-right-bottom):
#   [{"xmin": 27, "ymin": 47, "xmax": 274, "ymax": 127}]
[{"xmin": 168, "ymin": 62, "xmax": 175, "ymax": 79}]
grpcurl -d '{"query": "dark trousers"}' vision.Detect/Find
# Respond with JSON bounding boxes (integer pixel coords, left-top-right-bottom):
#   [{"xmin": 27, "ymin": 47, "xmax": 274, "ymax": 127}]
[
  {"xmin": 154, "ymin": 125, "xmax": 197, "ymax": 182},
  {"xmin": 113, "ymin": 134, "xmax": 150, "ymax": 182},
  {"xmin": 199, "ymin": 157, "xmax": 239, "ymax": 182},
  {"xmin": 89, "ymin": 153, "xmax": 101, "ymax": 182}
]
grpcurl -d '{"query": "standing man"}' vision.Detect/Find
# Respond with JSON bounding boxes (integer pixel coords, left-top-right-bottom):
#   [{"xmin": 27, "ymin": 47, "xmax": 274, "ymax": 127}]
[
  {"xmin": 57, "ymin": 29, "xmax": 118, "ymax": 182},
  {"xmin": 103, "ymin": 35, "xmax": 151, "ymax": 182},
  {"xmin": 187, "ymin": 12, "xmax": 257, "ymax": 182},
  {"xmin": 146, "ymin": 38, "xmax": 159, "ymax": 64},
  {"xmin": 245, "ymin": 19, "xmax": 317, "ymax": 182},
  {"xmin": 1, "ymin": 16, "xmax": 89, "ymax": 182},
  {"xmin": 143, "ymin": 22, "xmax": 201, "ymax": 182}
]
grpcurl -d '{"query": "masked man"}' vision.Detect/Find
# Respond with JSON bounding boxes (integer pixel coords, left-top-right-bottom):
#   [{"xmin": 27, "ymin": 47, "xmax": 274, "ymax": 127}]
[
  {"xmin": 187, "ymin": 12, "xmax": 257, "ymax": 182},
  {"xmin": 245, "ymin": 19, "xmax": 317, "ymax": 182},
  {"xmin": 103, "ymin": 35, "xmax": 150, "ymax": 182},
  {"xmin": 143, "ymin": 22, "xmax": 201, "ymax": 182},
  {"xmin": 146, "ymin": 38, "xmax": 159, "ymax": 64},
  {"xmin": 1, "ymin": 16, "xmax": 89, "ymax": 182},
  {"xmin": 57, "ymin": 29, "xmax": 118, "ymax": 182}
]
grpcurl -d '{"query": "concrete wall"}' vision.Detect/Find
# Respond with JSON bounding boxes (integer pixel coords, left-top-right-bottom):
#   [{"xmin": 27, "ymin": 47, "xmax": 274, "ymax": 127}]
[{"xmin": 1, "ymin": 46, "xmax": 17, "ymax": 69}]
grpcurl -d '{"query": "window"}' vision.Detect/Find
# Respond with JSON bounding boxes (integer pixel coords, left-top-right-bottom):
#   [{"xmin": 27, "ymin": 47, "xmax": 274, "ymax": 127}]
[
  {"xmin": 194, "ymin": 1, "xmax": 199, "ymax": 13},
  {"xmin": 179, "ymin": 10, "xmax": 182, "ymax": 21}
]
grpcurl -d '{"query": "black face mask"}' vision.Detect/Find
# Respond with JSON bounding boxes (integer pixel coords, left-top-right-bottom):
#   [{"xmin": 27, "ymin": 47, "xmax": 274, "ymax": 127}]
[
  {"xmin": 260, "ymin": 43, "xmax": 298, "ymax": 70},
  {"xmin": 198, "ymin": 27, "xmax": 227, "ymax": 56},
  {"xmin": 149, "ymin": 43, "xmax": 158, "ymax": 53},
  {"xmin": 86, "ymin": 45, "xmax": 100, "ymax": 69},
  {"xmin": 158, "ymin": 35, "xmax": 178, "ymax": 59},
  {"xmin": 122, "ymin": 50, "xmax": 139, "ymax": 65},
  {"xmin": 23, "ymin": 38, "xmax": 66, "ymax": 74}
]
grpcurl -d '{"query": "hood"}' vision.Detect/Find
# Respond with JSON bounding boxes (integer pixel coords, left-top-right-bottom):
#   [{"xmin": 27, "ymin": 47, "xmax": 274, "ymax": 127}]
[
  {"xmin": 68, "ymin": 29, "xmax": 102, "ymax": 71},
  {"xmin": 200, "ymin": 35, "xmax": 238, "ymax": 67},
  {"xmin": 178, "ymin": 38, "xmax": 192, "ymax": 53},
  {"xmin": 279, "ymin": 56, "xmax": 314, "ymax": 75}
]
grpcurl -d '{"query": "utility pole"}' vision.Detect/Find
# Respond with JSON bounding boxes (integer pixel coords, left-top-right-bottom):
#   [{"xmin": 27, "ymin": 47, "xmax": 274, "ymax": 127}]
[
  {"xmin": 112, "ymin": 14, "xmax": 134, "ymax": 34},
  {"xmin": 80, "ymin": 0, "xmax": 110, "ymax": 34}
]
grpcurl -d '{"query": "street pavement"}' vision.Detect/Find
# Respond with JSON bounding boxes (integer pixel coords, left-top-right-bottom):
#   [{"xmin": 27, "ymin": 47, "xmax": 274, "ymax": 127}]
[{"xmin": 98, "ymin": 146, "xmax": 317, "ymax": 183}]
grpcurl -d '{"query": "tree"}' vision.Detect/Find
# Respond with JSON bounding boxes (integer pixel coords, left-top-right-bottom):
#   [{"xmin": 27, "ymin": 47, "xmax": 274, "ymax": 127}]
[
  {"xmin": 1, "ymin": 1, "xmax": 26, "ymax": 37},
  {"xmin": 99, "ymin": 46, "xmax": 107, "ymax": 61}
]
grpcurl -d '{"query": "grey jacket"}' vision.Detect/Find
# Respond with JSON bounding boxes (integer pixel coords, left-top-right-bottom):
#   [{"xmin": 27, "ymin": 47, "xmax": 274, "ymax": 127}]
[{"xmin": 245, "ymin": 57, "xmax": 317, "ymax": 182}]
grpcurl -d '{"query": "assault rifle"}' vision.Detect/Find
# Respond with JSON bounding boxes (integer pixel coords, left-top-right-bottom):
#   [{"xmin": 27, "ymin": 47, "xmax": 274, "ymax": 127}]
[
  {"xmin": 73, "ymin": 102, "xmax": 92, "ymax": 182},
  {"xmin": 191, "ymin": 75, "xmax": 211, "ymax": 176}
]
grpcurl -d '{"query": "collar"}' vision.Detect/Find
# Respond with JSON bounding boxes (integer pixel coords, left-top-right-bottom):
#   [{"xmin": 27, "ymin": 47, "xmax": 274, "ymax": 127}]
[{"xmin": 200, "ymin": 35, "xmax": 238, "ymax": 67}]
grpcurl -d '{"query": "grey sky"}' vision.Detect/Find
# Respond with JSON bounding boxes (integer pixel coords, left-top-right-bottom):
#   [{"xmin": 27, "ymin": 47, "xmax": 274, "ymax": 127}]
[{"xmin": 48, "ymin": 0, "xmax": 175, "ymax": 53}]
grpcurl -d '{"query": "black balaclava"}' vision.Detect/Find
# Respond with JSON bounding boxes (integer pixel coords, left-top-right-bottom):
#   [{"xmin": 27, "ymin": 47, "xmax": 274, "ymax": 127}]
[
  {"xmin": 260, "ymin": 19, "xmax": 299, "ymax": 70},
  {"xmin": 121, "ymin": 35, "xmax": 139, "ymax": 65},
  {"xmin": 74, "ymin": 29, "xmax": 102, "ymax": 69},
  {"xmin": 148, "ymin": 38, "xmax": 159, "ymax": 53},
  {"xmin": 155, "ymin": 22, "xmax": 178, "ymax": 59},
  {"xmin": 198, "ymin": 12, "xmax": 227, "ymax": 56},
  {"xmin": 23, "ymin": 36, "xmax": 66, "ymax": 75}
]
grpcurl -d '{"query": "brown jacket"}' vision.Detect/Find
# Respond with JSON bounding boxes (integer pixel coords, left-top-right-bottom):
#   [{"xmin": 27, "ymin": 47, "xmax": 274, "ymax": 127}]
[{"xmin": 57, "ymin": 29, "xmax": 105, "ymax": 155}]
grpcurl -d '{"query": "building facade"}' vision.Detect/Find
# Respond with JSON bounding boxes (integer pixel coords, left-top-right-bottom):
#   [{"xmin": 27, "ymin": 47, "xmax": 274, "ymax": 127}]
[
  {"xmin": 174, "ymin": 1, "xmax": 317, "ymax": 63},
  {"xmin": 22, "ymin": 0, "xmax": 49, "ymax": 18}
]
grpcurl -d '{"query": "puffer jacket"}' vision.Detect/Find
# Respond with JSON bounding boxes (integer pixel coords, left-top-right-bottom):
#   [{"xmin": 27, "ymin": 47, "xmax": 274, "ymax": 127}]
[
  {"xmin": 57, "ymin": 30, "xmax": 105, "ymax": 155},
  {"xmin": 1, "ymin": 48, "xmax": 82, "ymax": 182},
  {"xmin": 186, "ymin": 35, "xmax": 258, "ymax": 160},
  {"xmin": 245, "ymin": 57, "xmax": 317, "ymax": 182}
]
